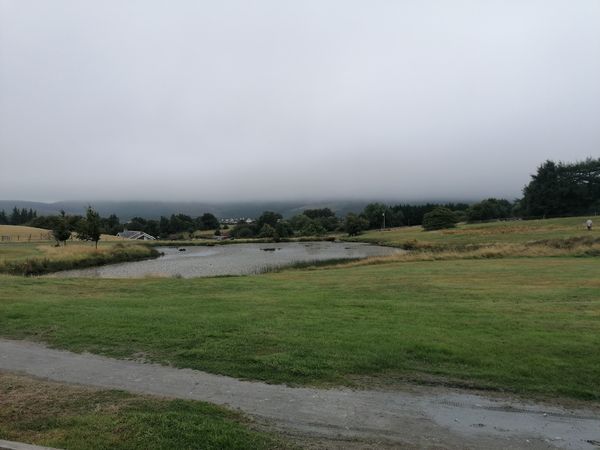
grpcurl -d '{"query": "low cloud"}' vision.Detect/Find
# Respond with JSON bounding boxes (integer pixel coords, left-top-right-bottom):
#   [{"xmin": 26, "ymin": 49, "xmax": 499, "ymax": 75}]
[{"xmin": 1, "ymin": 1, "xmax": 599, "ymax": 201}]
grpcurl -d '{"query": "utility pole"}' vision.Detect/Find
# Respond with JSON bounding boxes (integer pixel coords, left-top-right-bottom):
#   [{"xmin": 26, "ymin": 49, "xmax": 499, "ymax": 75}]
[{"xmin": 382, "ymin": 212, "xmax": 385, "ymax": 230}]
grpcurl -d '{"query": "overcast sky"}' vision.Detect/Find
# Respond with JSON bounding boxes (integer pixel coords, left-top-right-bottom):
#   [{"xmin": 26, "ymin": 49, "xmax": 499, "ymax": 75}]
[{"xmin": 1, "ymin": 1, "xmax": 599, "ymax": 202}]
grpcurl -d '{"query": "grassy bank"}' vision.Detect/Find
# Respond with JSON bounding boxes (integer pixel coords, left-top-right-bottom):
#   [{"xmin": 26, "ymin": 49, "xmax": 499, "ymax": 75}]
[
  {"xmin": 0, "ymin": 373, "xmax": 287, "ymax": 450},
  {"xmin": 1, "ymin": 257, "xmax": 599, "ymax": 400},
  {"xmin": 338, "ymin": 235, "xmax": 600, "ymax": 268},
  {"xmin": 0, "ymin": 242, "xmax": 160, "ymax": 276},
  {"xmin": 345, "ymin": 216, "xmax": 597, "ymax": 249}
]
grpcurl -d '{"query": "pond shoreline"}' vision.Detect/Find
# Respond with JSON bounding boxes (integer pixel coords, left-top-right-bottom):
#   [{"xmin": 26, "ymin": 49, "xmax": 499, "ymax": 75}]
[
  {"xmin": 144, "ymin": 235, "xmax": 337, "ymax": 247},
  {"xmin": 47, "ymin": 242, "xmax": 400, "ymax": 279},
  {"xmin": 0, "ymin": 245, "xmax": 161, "ymax": 277}
]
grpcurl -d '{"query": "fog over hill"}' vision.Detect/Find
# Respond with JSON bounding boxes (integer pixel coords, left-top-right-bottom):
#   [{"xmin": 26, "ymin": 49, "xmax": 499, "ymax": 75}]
[{"xmin": 0, "ymin": 199, "xmax": 477, "ymax": 220}]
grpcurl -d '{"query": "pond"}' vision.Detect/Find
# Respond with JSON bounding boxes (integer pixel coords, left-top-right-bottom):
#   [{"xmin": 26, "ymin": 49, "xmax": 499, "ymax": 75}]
[{"xmin": 49, "ymin": 241, "xmax": 400, "ymax": 278}]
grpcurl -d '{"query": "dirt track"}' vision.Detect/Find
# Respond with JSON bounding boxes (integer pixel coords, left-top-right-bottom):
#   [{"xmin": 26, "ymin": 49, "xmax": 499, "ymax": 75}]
[{"xmin": 1, "ymin": 339, "xmax": 599, "ymax": 449}]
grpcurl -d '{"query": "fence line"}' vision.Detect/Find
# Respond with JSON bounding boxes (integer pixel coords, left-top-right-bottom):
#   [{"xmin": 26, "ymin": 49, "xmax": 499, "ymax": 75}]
[{"xmin": 0, "ymin": 233, "xmax": 53, "ymax": 242}]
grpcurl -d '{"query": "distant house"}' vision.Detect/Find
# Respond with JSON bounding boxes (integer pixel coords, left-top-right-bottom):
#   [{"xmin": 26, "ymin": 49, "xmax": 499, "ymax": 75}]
[
  {"xmin": 219, "ymin": 217, "xmax": 255, "ymax": 225},
  {"xmin": 117, "ymin": 230, "xmax": 156, "ymax": 240}
]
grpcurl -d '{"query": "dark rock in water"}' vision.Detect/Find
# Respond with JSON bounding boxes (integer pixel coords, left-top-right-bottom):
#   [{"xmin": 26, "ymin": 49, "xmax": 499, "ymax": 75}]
[
  {"xmin": 178, "ymin": 248, "xmax": 186, "ymax": 252},
  {"xmin": 261, "ymin": 247, "xmax": 281, "ymax": 252}
]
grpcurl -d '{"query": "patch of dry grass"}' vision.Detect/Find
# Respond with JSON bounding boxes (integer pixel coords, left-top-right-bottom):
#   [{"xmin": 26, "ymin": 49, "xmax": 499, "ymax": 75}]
[
  {"xmin": 0, "ymin": 243, "xmax": 160, "ymax": 275},
  {"xmin": 100, "ymin": 233, "xmax": 122, "ymax": 241},
  {"xmin": 1, "ymin": 241, "xmax": 149, "ymax": 265},
  {"xmin": 0, "ymin": 225, "xmax": 122, "ymax": 243},
  {"xmin": 192, "ymin": 229, "xmax": 220, "ymax": 238},
  {"xmin": 39, "ymin": 242, "xmax": 115, "ymax": 258},
  {"xmin": 0, "ymin": 225, "xmax": 52, "ymax": 241},
  {"xmin": 338, "ymin": 238, "xmax": 600, "ymax": 268}
]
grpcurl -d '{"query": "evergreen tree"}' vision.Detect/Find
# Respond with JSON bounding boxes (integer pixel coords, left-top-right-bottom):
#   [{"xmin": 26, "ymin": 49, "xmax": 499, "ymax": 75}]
[
  {"xmin": 197, "ymin": 213, "xmax": 220, "ymax": 230},
  {"xmin": 422, "ymin": 207, "xmax": 459, "ymax": 231},
  {"xmin": 77, "ymin": 206, "xmax": 102, "ymax": 248},
  {"xmin": 5, "ymin": 206, "xmax": 38, "ymax": 225},
  {"xmin": 10, "ymin": 207, "xmax": 19, "ymax": 225},
  {"xmin": 361, "ymin": 203, "xmax": 404, "ymax": 229},
  {"xmin": 467, "ymin": 198, "xmax": 513, "ymax": 222},
  {"xmin": 52, "ymin": 210, "xmax": 72, "ymax": 245},
  {"xmin": 104, "ymin": 214, "xmax": 121, "ymax": 235},
  {"xmin": 159, "ymin": 216, "xmax": 170, "ymax": 238},
  {"xmin": 521, "ymin": 158, "xmax": 600, "ymax": 217}
]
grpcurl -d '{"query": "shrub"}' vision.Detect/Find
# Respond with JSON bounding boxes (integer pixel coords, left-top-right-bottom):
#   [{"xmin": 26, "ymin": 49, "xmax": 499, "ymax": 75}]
[
  {"xmin": 230, "ymin": 224, "xmax": 256, "ymax": 239},
  {"xmin": 258, "ymin": 224, "xmax": 277, "ymax": 239},
  {"xmin": 422, "ymin": 207, "xmax": 459, "ymax": 231},
  {"xmin": 345, "ymin": 213, "xmax": 369, "ymax": 236},
  {"xmin": 467, "ymin": 198, "xmax": 513, "ymax": 222}
]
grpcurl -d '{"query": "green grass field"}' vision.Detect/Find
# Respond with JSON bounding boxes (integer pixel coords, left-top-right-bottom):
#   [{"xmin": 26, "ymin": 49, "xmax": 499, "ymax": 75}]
[
  {"xmin": 346, "ymin": 216, "xmax": 597, "ymax": 248},
  {"xmin": 0, "ymin": 374, "xmax": 287, "ymax": 450},
  {"xmin": 1, "ymin": 256, "xmax": 599, "ymax": 400}
]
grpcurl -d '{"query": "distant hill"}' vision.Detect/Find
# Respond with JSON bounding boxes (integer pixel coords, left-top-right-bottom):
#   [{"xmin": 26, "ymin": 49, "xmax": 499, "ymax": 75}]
[
  {"xmin": 0, "ymin": 199, "xmax": 474, "ymax": 221},
  {"xmin": 0, "ymin": 200, "xmax": 372, "ymax": 220}
]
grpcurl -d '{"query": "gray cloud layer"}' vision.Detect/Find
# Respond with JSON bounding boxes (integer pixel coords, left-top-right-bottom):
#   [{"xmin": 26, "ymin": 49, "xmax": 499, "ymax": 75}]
[{"xmin": 1, "ymin": 0, "xmax": 599, "ymax": 202}]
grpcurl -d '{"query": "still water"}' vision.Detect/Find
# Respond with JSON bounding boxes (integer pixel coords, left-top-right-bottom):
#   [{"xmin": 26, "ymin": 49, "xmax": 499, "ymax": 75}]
[{"xmin": 49, "ymin": 241, "xmax": 399, "ymax": 278}]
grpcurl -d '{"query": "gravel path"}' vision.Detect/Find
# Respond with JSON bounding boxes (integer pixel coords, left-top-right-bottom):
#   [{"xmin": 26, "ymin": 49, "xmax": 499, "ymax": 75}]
[{"xmin": 1, "ymin": 339, "xmax": 599, "ymax": 449}]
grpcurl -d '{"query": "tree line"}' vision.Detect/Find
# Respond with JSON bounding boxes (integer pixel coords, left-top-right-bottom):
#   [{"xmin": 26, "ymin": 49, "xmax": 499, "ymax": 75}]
[
  {"xmin": 2, "ymin": 157, "xmax": 598, "ymax": 238},
  {"xmin": 228, "ymin": 203, "xmax": 472, "ymax": 239},
  {"xmin": 412, "ymin": 158, "xmax": 600, "ymax": 231},
  {"xmin": 0, "ymin": 207, "xmax": 37, "ymax": 225},
  {"xmin": 33, "ymin": 210, "xmax": 223, "ymax": 243},
  {"xmin": 126, "ymin": 213, "xmax": 220, "ymax": 238},
  {"xmin": 230, "ymin": 157, "xmax": 600, "ymax": 236},
  {"xmin": 225, "ymin": 199, "xmax": 510, "ymax": 238},
  {"xmin": 518, "ymin": 158, "xmax": 600, "ymax": 218}
]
